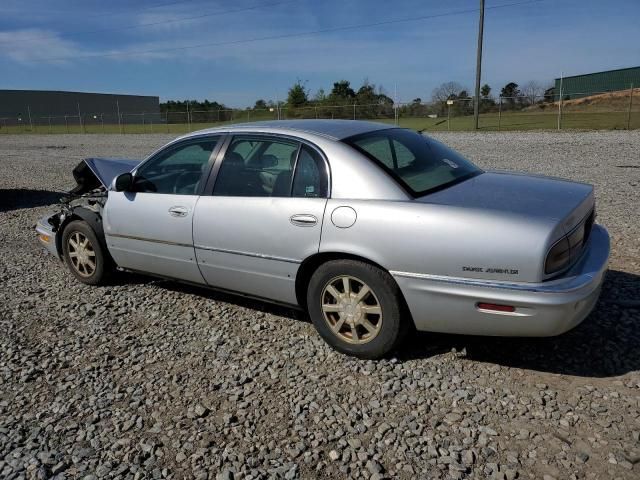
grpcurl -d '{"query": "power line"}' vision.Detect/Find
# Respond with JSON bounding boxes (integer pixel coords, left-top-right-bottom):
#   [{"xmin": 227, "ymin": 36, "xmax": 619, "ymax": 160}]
[
  {"xmin": 77, "ymin": 0, "xmax": 207, "ymax": 20},
  {"xmin": 32, "ymin": 0, "xmax": 544, "ymax": 62},
  {"xmin": 88, "ymin": 0, "xmax": 204, "ymax": 16},
  {"xmin": 86, "ymin": 0, "xmax": 293, "ymax": 21},
  {"xmin": 0, "ymin": 0, "xmax": 204, "ymax": 20},
  {"xmin": 0, "ymin": 0, "xmax": 298, "ymax": 46}
]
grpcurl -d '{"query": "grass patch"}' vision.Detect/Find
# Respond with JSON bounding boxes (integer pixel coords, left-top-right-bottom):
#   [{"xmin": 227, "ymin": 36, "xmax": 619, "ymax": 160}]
[{"xmin": 1, "ymin": 111, "xmax": 637, "ymax": 135}]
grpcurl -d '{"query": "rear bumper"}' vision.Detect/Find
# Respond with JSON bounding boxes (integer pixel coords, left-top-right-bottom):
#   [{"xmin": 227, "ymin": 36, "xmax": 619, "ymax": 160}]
[
  {"xmin": 393, "ymin": 224, "xmax": 610, "ymax": 337},
  {"xmin": 35, "ymin": 214, "xmax": 61, "ymax": 259}
]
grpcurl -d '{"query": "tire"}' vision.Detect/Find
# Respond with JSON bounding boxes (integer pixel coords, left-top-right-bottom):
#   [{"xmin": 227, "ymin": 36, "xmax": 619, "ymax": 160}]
[
  {"xmin": 306, "ymin": 259, "xmax": 408, "ymax": 359},
  {"xmin": 61, "ymin": 220, "xmax": 110, "ymax": 285}
]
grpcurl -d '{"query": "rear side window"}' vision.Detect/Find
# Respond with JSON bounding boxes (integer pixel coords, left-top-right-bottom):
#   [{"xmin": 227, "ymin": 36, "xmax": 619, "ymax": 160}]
[
  {"xmin": 213, "ymin": 137, "xmax": 298, "ymax": 197},
  {"xmin": 292, "ymin": 145, "xmax": 328, "ymax": 198},
  {"xmin": 213, "ymin": 137, "xmax": 328, "ymax": 198},
  {"xmin": 344, "ymin": 128, "xmax": 481, "ymax": 196}
]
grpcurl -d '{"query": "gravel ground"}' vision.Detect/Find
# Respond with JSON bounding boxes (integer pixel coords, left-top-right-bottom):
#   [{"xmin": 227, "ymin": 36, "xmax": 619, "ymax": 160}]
[{"xmin": 1, "ymin": 131, "xmax": 639, "ymax": 480}]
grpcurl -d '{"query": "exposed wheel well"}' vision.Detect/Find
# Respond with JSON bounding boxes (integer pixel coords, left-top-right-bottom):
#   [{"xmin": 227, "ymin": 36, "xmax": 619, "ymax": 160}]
[
  {"xmin": 295, "ymin": 252, "xmax": 415, "ymax": 327},
  {"xmin": 55, "ymin": 213, "xmax": 83, "ymax": 257},
  {"xmin": 56, "ymin": 209, "xmax": 110, "ymax": 261}
]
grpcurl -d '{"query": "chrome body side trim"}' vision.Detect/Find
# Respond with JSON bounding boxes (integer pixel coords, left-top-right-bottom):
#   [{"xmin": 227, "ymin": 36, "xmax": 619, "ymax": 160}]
[
  {"xmin": 194, "ymin": 244, "xmax": 301, "ymax": 264},
  {"xmin": 390, "ymin": 270, "xmax": 590, "ymax": 294},
  {"xmin": 107, "ymin": 233, "xmax": 193, "ymax": 249}
]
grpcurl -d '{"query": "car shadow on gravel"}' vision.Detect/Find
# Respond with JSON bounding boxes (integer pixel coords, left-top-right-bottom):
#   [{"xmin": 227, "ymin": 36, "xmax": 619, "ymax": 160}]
[
  {"xmin": 399, "ymin": 269, "xmax": 640, "ymax": 378},
  {"xmin": 154, "ymin": 280, "xmax": 306, "ymax": 322},
  {"xmin": 0, "ymin": 188, "xmax": 63, "ymax": 212},
  {"xmin": 112, "ymin": 269, "xmax": 639, "ymax": 378}
]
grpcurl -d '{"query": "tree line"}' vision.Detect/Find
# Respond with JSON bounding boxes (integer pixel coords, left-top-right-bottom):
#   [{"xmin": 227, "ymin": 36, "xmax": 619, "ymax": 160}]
[
  {"xmin": 426, "ymin": 80, "xmax": 555, "ymax": 116},
  {"xmin": 268, "ymin": 79, "xmax": 394, "ymax": 119},
  {"xmin": 159, "ymin": 78, "xmax": 557, "ymax": 120}
]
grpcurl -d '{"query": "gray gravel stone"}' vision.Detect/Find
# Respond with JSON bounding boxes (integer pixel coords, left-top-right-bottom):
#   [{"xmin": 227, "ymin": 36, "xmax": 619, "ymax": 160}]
[
  {"xmin": 0, "ymin": 132, "xmax": 639, "ymax": 479},
  {"xmin": 366, "ymin": 459, "xmax": 383, "ymax": 474},
  {"xmin": 576, "ymin": 451, "xmax": 590, "ymax": 463}
]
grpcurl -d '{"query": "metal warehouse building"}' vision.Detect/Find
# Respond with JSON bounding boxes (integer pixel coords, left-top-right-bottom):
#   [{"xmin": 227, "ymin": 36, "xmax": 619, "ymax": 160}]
[
  {"xmin": 0, "ymin": 89, "xmax": 159, "ymax": 125},
  {"xmin": 555, "ymin": 66, "xmax": 640, "ymax": 100}
]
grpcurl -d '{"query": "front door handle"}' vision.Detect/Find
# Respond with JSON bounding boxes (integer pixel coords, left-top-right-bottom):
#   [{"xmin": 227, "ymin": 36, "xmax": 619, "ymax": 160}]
[
  {"xmin": 290, "ymin": 214, "xmax": 318, "ymax": 227},
  {"xmin": 168, "ymin": 206, "xmax": 189, "ymax": 217}
]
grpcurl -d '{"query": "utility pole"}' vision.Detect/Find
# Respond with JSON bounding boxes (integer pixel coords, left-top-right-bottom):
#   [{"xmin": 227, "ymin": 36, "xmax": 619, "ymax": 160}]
[
  {"xmin": 557, "ymin": 72, "xmax": 563, "ymax": 131},
  {"xmin": 627, "ymin": 83, "xmax": 634, "ymax": 130},
  {"xmin": 116, "ymin": 100, "xmax": 122, "ymax": 134},
  {"xmin": 27, "ymin": 105, "xmax": 33, "ymax": 131},
  {"xmin": 394, "ymin": 83, "xmax": 399, "ymax": 125},
  {"xmin": 473, "ymin": 0, "xmax": 485, "ymax": 130},
  {"xmin": 77, "ymin": 102, "xmax": 84, "ymax": 133}
]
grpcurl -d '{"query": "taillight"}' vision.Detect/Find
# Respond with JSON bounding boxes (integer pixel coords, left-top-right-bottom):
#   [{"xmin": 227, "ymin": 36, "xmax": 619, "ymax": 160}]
[
  {"xmin": 567, "ymin": 225, "xmax": 585, "ymax": 257},
  {"xmin": 583, "ymin": 210, "xmax": 595, "ymax": 245},
  {"xmin": 545, "ymin": 237, "xmax": 571, "ymax": 274}
]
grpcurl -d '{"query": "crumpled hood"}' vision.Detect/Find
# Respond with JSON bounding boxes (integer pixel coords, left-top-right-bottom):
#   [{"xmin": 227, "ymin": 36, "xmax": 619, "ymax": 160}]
[
  {"xmin": 416, "ymin": 171, "xmax": 594, "ymax": 227},
  {"xmin": 71, "ymin": 157, "xmax": 141, "ymax": 194}
]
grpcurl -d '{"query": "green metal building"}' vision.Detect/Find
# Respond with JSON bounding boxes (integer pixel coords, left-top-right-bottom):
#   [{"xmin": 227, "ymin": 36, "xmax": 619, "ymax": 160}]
[{"xmin": 554, "ymin": 66, "xmax": 640, "ymax": 100}]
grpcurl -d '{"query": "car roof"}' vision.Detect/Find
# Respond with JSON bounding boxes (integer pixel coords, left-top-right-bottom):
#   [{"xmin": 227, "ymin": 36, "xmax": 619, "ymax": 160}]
[{"xmin": 185, "ymin": 119, "xmax": 395, "ymax": 141}]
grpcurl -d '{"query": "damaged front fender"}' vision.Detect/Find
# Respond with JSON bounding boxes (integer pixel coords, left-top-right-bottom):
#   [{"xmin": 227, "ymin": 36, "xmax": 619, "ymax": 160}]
[
  {"xmin": 71, "ymin": 157, "xmax": 141, "ymax": 195},
  {"xmin": 36, "ymin": 157, "xmax": 141, "ymax": 258}
]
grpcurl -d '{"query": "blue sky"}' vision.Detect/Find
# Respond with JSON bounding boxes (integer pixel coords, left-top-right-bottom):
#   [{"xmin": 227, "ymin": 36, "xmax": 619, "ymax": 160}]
[{"xmin": 0, "ymin": 0, "xmax": 638, "ymax": 107}]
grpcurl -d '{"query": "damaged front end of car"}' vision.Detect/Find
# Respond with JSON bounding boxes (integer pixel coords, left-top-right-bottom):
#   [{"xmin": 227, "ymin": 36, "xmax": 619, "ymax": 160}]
[{"xmin": 35, "ymin": 157, "xmax": 141, "ymax": 259}]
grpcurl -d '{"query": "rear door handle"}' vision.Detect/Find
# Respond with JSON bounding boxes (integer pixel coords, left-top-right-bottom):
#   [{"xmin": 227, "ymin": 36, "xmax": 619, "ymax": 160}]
[
  {"xmin": 168, "ymin": 206, "xmax": 189, "ymax": 217},
  {"xmin": 290, "ymin": 214, "xmax": 318, "ymax": 227}
]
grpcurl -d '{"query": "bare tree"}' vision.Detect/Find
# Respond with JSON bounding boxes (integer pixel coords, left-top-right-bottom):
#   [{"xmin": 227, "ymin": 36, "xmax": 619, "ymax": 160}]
[
  {"xmin": 431, "ymin": 82, "xmax": 466, "ymax": 103},
  {"xmin": 543, "ymin": 83, "xmax": 555, "ymax": 103},
  {"xmin": 522, "ymin": 80, "xmax": 545, "ymax": 105}
]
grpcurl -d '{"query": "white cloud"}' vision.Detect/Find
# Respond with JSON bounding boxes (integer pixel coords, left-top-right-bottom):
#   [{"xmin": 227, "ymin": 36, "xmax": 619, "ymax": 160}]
[{"xmin": 0, "ymin": 29, "xmax": 84, "ymax": 64}]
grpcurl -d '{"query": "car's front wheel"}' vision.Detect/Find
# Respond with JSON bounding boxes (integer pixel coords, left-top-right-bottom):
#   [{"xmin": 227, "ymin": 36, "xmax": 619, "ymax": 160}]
[
  {"xmin": 307, "ymin": 259, "xmax": 408, "ymax": 359},
  {"xmin": 62, "ymin": 220, "xmax": 110, "ymax": 285}
]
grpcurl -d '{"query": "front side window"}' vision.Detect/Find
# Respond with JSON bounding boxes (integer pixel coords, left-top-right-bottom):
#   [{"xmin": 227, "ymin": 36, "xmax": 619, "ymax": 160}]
[
  {"xmin": 344, "ymin": 129, "xmax": 481, "ymax": 196},
  {"xmin": 134, "ymin": 138, "xmax": 218, "ymax": 194}
]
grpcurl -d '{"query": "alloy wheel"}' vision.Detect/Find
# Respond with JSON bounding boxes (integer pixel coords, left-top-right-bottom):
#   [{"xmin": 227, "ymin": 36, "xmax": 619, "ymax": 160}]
[
  {"xmin": 320, "ymin": 275, "xmax": 382, "ymax": 344},
  {"xmin": 67, "ymin": 231, "xmax": 96, "ymax": 278}
]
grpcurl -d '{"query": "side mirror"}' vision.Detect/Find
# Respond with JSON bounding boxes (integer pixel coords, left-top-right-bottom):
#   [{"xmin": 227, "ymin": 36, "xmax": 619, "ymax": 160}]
[{"xmin": 113, "ymin": 172, "xmax": 134, "ymax": 192}]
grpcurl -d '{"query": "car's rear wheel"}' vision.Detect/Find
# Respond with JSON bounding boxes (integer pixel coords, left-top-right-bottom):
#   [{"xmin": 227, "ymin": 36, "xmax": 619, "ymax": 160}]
[
  {"xmin": 307, "ymin": 259, "xmax": 408, "ymax": 359},
  {"xmin": 62, "ymin": 220, "xmax": 110, "ymax": 285}
]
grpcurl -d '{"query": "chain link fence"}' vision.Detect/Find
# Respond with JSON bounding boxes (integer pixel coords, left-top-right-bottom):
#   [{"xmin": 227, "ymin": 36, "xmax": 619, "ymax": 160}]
[{"xmin": 1, "ymin": 88, "xmax": 637, "ymax": 134}]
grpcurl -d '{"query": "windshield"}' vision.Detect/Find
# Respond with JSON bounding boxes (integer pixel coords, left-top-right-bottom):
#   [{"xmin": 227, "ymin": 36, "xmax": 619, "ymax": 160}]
[{"xmin": 344, "ymin": 128, "xmax": 482, "ymax": 196}]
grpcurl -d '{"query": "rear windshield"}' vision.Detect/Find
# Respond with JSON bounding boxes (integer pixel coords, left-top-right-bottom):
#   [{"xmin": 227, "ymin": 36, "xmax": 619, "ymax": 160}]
[{"xmin": 344, "ymin": 128, "xmax": 482, "ymax": 196}]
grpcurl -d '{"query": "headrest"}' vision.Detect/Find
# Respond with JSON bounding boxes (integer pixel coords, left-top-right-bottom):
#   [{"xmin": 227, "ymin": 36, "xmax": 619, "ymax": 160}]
[
  {"xmin": 260, "ymin": 154, "xmax": 278, "ymax": 168},
  {"xmin": 225, "ymin": 151, "xmax": 245, "ymax": 166}
]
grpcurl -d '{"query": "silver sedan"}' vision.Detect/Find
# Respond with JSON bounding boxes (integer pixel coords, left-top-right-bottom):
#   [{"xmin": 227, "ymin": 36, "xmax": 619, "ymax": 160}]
[{"xmin": 36, "ymin": 120, "xmax": 610, "ymax": 359}]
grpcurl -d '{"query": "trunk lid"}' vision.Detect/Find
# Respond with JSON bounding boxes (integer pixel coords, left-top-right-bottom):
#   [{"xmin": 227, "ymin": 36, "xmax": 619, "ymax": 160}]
[{"xmin": 416, "ymin": 171, "xmax": 594, "ymax": 234}]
